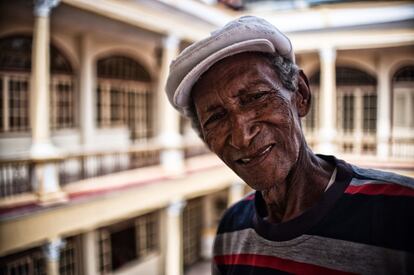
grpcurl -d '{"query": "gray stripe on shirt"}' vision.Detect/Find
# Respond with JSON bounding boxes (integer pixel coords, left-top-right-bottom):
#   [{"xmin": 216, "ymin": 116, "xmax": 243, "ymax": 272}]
[{"xmin": 214, "ymin": 228, "xmax": 413, "ymax": 275}]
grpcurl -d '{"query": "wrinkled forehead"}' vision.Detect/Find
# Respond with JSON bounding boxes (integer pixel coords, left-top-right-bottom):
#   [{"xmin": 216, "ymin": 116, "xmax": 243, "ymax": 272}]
[{"xmin": 191, "ymin": 52, "xmax": 278, "ymax": 101}]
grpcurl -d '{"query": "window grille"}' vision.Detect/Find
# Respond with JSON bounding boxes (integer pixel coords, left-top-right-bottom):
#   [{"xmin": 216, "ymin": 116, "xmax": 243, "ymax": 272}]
[
  {"xmin": 98, "ymin": 230, "xmax": 112, "ymax": 273},
  {"xmin": 51, "ymin": 76, "xmax": 76, "ymax": 129},
  {"xmin": 336, "ymin": 67, "xmax": 376, "ymax": 86},
  {"xmin": 0, "ymin": 36, "xmax": 75, "ymax": 132},
  {"xmin": 393, "ymin": 65, "xmax": 414, "ymax": 129},
  {"xmin": 362, "ymin": 94, "xmax": 377, "ymax": 133},
  {"xmin": 342, "ymin": 94, "xmax": 355, "ymax": 133},
  {"xmin": 59, "ymin": 236, "xmax": 82, "ymax": 275},
  {"xmin": 0, "ymin": 247, "xmax": 46, "ymax": 275},
  {"xmin": 183, "ymin": 198, "xmax": 203, "ymax": 268},
  {"xmin": 96, "ymin": 55, "xmax": 153, "ymax": 141},
  {"xmin": 6, "ymin": 75, "xmax": 30, "ymax": 132},
  {"xmin": 99, "ymin": 211, "xmax": 160, "ymax": 273},
  {"xmin": 110, "ymin": 88, "xmax": 124, "ymax": 125},
  {"xmin": 97, "ymin": 56, "xmax": 151, "ymax": 82},
  {"xmin": 393, "ymin": 65, "xmax": 414, "ymax": 82},
  {"xmin": 336, "ymin": 67, "xmax": 377, "ymax": 135},
  {"xmin": 342, "ymin": 143, "xmax": 354, "ymax": 153},
  {"xmin": 135, "ymin": 212, "xmax": 159, "ymax": 257}
]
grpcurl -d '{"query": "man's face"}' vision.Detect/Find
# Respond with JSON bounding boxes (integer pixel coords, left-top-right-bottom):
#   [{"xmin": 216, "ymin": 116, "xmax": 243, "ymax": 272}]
[{"xmin": 192, "ymin": 52, "xmax": 306, "ymax": 191}]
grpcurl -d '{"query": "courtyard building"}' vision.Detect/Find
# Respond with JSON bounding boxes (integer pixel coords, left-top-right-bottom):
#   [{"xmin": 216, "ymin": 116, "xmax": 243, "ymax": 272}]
[{"xmin": 0, "ymin": 0, "xmax": 413, "ymax": 274}]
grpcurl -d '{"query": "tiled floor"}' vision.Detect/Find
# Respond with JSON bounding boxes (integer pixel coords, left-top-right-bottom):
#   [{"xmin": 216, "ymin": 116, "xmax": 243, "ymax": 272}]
[{"xmin": 185, "ymin": 260, "xmax": 211, "ymax": 275}]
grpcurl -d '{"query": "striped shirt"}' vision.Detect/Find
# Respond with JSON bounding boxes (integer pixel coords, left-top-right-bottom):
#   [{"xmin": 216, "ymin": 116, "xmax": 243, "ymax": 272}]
[{"xmin": 213, "ymin": 155, "xmax": 414, "ymax": 275}]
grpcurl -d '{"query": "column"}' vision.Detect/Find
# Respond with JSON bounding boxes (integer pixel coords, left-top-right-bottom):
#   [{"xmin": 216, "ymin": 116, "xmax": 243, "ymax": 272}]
[
  {"xmin": 228, "ymin": 181, "xmax": 245, "ymax": 206},
  {"xmin": 30, "ymin": 0, "xmax": 59, "ymax": 157},
  {"xmin": 201, "ymin": 195, "xmax": 214, "ymax": 259},
  {"xmin": 166, "ymin": 199, "xmax": 186, "ymax": 275},
  {"xmin": 31, "ymin": 0, "xmax": 66, "ymax": 204},
  {"xmin": 82, "ymin": 231, "xmax": 99, "ymax": 275},
  {"xmin": 79, "ymin": 35, "xmax": 96, "ymax": 149},
  {"xmin": 43, "ymin": 238, "xmax": 65, "ymax": 275},
  {"xmin": 157, "ymin": 35, "xmax": 184, "ymax": 175},
  {"xmin": 377, "ymin": 56, "xmax": 391, "ymax": 159},
  {"xmin": 317, "ymin": 46, "xmax": 337, "ymax": 154}
]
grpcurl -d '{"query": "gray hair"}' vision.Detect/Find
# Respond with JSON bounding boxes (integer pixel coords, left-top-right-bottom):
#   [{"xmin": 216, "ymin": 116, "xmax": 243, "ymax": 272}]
[{"xmin": 189, "ymin": 53, "xmax": 300, "ymax": 138}]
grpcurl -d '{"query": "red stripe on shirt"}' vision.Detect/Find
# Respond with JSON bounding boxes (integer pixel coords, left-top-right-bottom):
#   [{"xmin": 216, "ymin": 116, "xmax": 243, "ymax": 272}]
[
  {"xmin": 345, "ymin": 183, "xmax": 414, "ymax": 197},
  {"xmin": 244, "ymin": 194, "xmax": 255, "ymax": 201},
  {"xmin": 214, "ymin": 254, "xmax": 355, "ymax": 275}
]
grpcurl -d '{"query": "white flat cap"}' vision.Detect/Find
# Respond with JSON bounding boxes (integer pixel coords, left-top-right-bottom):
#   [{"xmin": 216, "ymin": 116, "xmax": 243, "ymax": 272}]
[{"xmin": 166, "ymin": 15, "xmax": 295, "ymax": 118}]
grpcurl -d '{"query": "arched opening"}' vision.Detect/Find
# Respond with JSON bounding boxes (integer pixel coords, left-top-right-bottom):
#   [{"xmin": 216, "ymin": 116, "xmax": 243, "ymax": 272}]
[
  {"xmin": 0, "ymin": 35, "xmax": 76, "ymax": 133},
  {"xmin": 336, "ymin": 67, "xmax": 377, "ymax": 154},
  {"xmin": 96, "ymin": 55, "xmax": 153, "ymax": 141},
  {"xmin": 392, "ymin": 65, "xmax": 414, "ymax": 158},
  {"xmin": 306, "ymin": 66, "xmax": 378, "ymax": 154}
]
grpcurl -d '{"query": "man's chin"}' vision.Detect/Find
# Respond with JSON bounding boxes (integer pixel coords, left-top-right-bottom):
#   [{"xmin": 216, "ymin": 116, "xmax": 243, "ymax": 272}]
[{"xmin": 239, "ymin": 174, "xmax": 275, "ymax": 191}]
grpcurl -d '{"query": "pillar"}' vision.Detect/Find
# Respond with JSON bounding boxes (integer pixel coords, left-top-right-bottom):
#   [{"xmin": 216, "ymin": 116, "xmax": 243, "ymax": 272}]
[
  {"xmin": 377, "ymin": 56, "xmax": 391, "ymax": 159},
  {"xmin": 166, "ymin": 199, "xmax": 186, "ymax": 275},
  {"xmin": 79, "ymin": 35, "xmax": 96, "ymax": 149},
  {"xmin": 31, "ymin": 0, "xmax": 66, "ymax": 204},
  {"xmin": 201, "ymin": 195, "xmax": 214, "ymax": 259},
  {"xmin": 31, "ymin": 0, "xmax": 59, "ymax": 157},
  {"xmin": 82, "ymin": 231, "xmax": 99, "ymax": 275},
  {"xmin": 228, "ymin": 181, "xmax": 245, "ymax": 206},
  {"xmin": 317, "ymin": 46, "xmax": 337, "ymax": 154},
  {"xmin": 157, "ymin": 35, "xmax": 184, "ymax": 175},
  {"xmin": 43, "ymin": 238, "xmax": 65, "ymax": 275}
]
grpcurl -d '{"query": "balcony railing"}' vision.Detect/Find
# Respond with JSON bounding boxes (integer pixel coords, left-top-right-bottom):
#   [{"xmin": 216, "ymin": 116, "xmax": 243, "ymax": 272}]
[
  {"xmin": 0, "ymin": 143, "xmax": 210, "ymax": 200},
  {"xmin": 59, "ymin": 147, "xmax": 161, "ymax": 185},
  {"xmin": 0, "ymin": 159, "xmax": 33, "ymax": 198}
]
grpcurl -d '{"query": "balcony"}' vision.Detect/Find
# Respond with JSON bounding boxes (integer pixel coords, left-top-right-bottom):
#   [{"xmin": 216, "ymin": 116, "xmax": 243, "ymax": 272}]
[{"xmin": 0, "ymin": 142, "xmax": 212, "ymax": 211}]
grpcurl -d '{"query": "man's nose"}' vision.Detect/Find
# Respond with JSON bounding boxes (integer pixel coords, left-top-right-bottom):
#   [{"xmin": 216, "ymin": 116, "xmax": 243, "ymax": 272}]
[{"xmin": 229, "ymin": 114, "xmax": 260, "ymax": 149}]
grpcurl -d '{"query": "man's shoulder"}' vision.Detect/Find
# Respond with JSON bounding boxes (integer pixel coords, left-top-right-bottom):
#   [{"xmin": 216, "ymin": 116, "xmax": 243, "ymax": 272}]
[
  {"xmin": 216, "ymin": 192, "xmax": 256, "ymax": 235},
  {"xmin": 346, "ymin": 164, "xmax": 414, "ymax": 197}
]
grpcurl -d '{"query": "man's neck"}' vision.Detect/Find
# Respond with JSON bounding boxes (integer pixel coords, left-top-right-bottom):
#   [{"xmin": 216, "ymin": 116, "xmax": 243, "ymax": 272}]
[{"xmin": 261, "ymin": 145, "xmax": 335, "ymax": 223}]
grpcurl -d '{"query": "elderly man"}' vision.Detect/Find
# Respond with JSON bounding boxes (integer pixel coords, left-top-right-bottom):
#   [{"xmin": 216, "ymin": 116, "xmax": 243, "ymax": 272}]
[{"xmin": 166, "ymin": 16, "xmax": 414, "ymax": 274}]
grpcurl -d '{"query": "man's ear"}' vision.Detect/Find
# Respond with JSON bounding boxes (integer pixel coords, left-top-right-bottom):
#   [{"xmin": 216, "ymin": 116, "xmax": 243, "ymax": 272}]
[{"xmin": 295, "ymin": 70, "xmax": 312, "ymax": 117}]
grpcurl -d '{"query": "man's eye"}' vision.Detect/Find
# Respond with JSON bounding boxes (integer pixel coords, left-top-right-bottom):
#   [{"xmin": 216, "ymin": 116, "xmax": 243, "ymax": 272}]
[
  {"xmin": 241, "ymin": 91, "xmax": 268, "ymax": 105},
  {"xmin": 204, "ymin": 111, "xmax": 226, "ymax": 127}
]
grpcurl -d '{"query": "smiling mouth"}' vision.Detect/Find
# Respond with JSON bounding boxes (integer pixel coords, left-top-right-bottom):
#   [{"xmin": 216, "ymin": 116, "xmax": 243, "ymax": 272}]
[{"xmin": 236, "ymin": 144, "xmax": 274, "ymax": 165}]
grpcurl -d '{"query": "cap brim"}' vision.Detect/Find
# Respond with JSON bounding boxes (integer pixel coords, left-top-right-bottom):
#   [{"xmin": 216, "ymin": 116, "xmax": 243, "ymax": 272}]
[{"xmin": 173, "ymin": 38, "xmax": 275, "ymax": 115}]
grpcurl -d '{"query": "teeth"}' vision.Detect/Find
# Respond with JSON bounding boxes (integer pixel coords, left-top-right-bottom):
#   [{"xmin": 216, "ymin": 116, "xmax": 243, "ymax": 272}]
[
  {"xmin": 238, "ymin": 145, "xmax": 273, "ymax": 164},
  {"xmin": 241, "ymin": 158, "xmax": 251, "ymax": 163}
]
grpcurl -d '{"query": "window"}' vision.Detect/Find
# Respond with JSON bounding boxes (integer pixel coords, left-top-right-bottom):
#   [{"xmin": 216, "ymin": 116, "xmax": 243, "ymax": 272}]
[
  {"xmin": 51, "ymin": 76, "xmax": 75, "ymax": 129},
  {"xmin": 363, "ymin": 94, "xmax": 377, "ymax": 133},
  {"xmin": 335, "ymin": 67, "xmax": 377, "ymax": 154},
  {"xmin": 5, "ymin": 75, "xmax": 30, "ymax": 132},
  {"xmin": 111, "ymin": 226, "xmax": 137, "ymax": 270},
  {"xmin": 393, "ymin": 66, "xmax": 414, "ymax": 129},
  {"xmin": 110, "ymin": 88, "xmax": 124, "ymax": 124},
  {"xmin": 96, "ymin": 56, "xmax": 153, "ymax": 141},
  {"xmin": 183, "ymin": 198, "xmax": 203, "ymax": 268},
  {"xmin": 0, "ymin": 36, "xmax": 76, "ymax": 132},
  {"xmin": 336, "ymin": 67, "xmax": 377, "ymax": 86},
  {"xmin": 99, "ymin": 212, "xmax": 160, "ymax": 272},
  {"xmin": 342, "ymin": 94, "xmax": 354, "ymax": 133},
  {"xmin": 0, "ymin": 247, "xmax": 46, "ymax": 275},
  {"xmin": 59, "ymin": 236, "xmax": 82, "ymax": 275}
]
